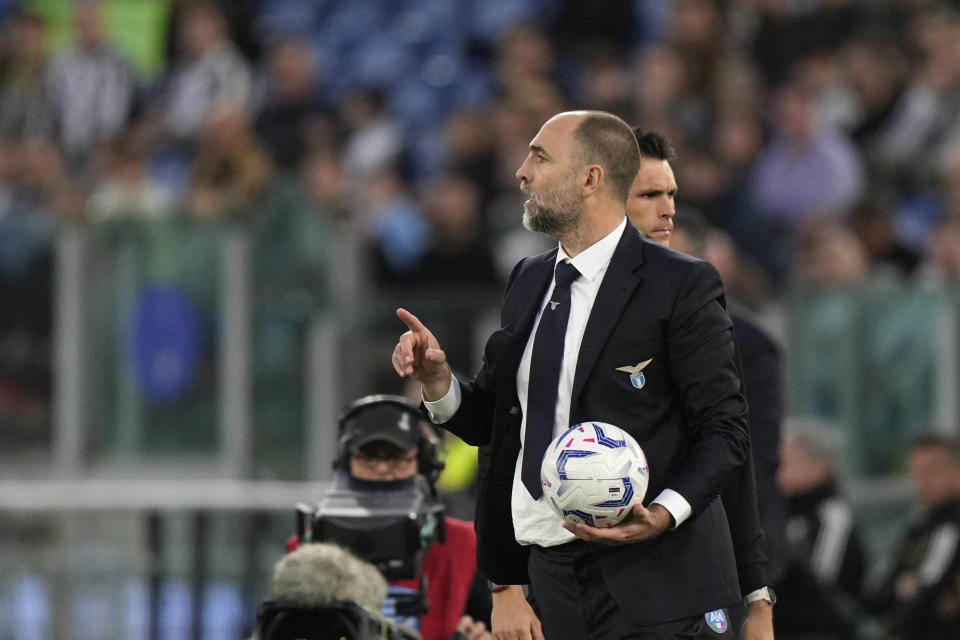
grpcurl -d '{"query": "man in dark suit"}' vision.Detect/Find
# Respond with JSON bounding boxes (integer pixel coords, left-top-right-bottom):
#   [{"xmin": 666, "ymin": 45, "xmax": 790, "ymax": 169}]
[
  {"xmin": 392, "ymin": 111, "xmax": 750, "ymax": 639},
  {"xmin": 625, "ymin": 128, "xmax": 781, "ymax": 640}
]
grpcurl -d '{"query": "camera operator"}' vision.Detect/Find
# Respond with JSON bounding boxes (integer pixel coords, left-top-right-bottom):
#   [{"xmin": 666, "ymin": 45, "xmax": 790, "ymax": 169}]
[{"xmin": 287, "ymin": 395, "xmax": 492, "ymax": 640}]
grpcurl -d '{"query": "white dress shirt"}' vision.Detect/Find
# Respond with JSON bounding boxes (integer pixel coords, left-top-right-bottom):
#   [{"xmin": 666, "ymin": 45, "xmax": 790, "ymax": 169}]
[{"xmin": 425, "ymin": 217, "xmax": 692, "ymax": 547}]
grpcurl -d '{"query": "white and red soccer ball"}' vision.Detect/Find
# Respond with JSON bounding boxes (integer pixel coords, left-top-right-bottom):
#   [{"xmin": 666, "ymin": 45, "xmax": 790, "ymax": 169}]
[{"xmin": 540, "ymin": 422, "xmax": 650, "ymax": 528}]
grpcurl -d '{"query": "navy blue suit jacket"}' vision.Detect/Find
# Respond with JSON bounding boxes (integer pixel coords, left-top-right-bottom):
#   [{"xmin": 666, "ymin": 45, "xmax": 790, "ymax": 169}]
[{"xmin": 445, "ymin": 221, "xmax": 750, "ymax": 624}]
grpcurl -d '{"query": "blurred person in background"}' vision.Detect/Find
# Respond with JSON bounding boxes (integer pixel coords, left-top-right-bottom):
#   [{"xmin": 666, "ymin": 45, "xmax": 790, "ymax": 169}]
[
  {"xmin": 440, "ymin": 107, "xmax": 498, "ymax": 208},
  {"xmin": 84, "ymin": 128, "xmax": 174, "ymax": 222},
  {"xmin": 872, "ymin": 7, "xmax": 960, "ymax": 189},
  {"xmin": 571, "ymin": 44, "xmax": 633, "ymax": 118},
  {"xmin": 865, "ymin": 433, "xmax": 960, "ymax": 640},
  {"xmin": 794, "ymin": 221, "xmax": 869, "ymax": 288},
  {"xmin": 254, "ymin": 37, "xmax": 333, "ymax": 174},
  {"xmin": 42, "ymin": 0, "xmax": 137, "ymax": 177},
  {"xmin": 340, "ymin": 87, "xmax": 403, "ymax": 187},
  {"xmin": 775, "ymin": 419, "xmax": 867, "ymax": 640},
  {"xmin": 0, "ymin": 8, "xmax": 49, "ymax": 142},
  {"xmin": 627, "ymin": 128, "xmax": 782, "ymax": 640},
  {"xmin": 365, "ymin": 167, "xmax": 428, "ymax": 286},
  {"xmin": 847, "ymin": 192, "xmax": 921, "ymax": 282},
  {"xmin": 186, "ymin": 102, "xmax": 271, "ymax": 220},
  {"xmin": 416, "ymin": 173, "xmax": 500, "ymax": 289},
  {"xmin": 286, "ymin": 396, "xmax": 492, "ymax": 640},
  {"xmin": 491, "ymin": 22, "xmax": 560, "ymax": 99},
  {"xmin": 630, "ymin": 43, "xmax": 694, "ymax": 149},
  {"xmin": 840, "ymin": 32, "xmax": 908, "ymax": 150},
  {"xmin": 161, "ymin": 1, "xmax": 252, "ymax": 148},
  {"xmin": 916, "ymin": 216, "xmax": 960, "ymax": 285},
  {"xmin": 750, "ymin": 79, "xmax": 865, "ymax": 281}
]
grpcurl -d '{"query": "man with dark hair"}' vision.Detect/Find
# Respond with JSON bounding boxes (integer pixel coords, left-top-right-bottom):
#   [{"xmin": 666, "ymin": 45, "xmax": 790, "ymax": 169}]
[
  {"xmin": 393, "ymin": 110, "xmax": 749, "ymax": 639},
  {"xmin": 866, "ymin": 433, "xmax": 960, "ymax": 639},
  {"xmin": 776, "ymin": 419, "xmax": 866, "ymax": 640},
  {"xmin": 627, "ymin": 128, "xmax": 784, "ymax": 640}
]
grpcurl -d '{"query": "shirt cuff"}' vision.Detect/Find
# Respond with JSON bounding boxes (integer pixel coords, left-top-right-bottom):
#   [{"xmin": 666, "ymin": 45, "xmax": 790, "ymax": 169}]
[
  {"xmin": 651, "ymin": 489, "xmax": 693, "ymax": 529},
  {"xmin": 422, "ymin": 375, "xmax": 461, "ymax": 423}
]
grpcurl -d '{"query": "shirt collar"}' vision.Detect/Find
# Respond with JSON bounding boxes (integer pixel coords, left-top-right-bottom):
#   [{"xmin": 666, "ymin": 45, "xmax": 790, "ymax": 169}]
[{"xmin": 556, "ymin": 217, "xmax": 626, "ymax": 283}]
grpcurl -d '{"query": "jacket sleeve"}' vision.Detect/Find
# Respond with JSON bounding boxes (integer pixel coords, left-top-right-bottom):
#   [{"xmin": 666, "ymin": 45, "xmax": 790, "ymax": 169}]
[{"xmin": 664, "ymin": 260, "xmax": 751, "ymax": 514}]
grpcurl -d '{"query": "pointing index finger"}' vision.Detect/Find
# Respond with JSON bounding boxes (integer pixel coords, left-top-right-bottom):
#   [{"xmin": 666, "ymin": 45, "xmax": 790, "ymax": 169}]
[{"xmin": 396, "ymin": 307, "xmax": 426, "ymax": 333}]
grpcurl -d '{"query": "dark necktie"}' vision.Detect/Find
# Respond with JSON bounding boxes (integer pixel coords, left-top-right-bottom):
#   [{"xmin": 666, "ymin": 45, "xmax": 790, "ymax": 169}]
[{"xmin": 522, "ymin": 260, "xmax": 581, "ymax": 499}]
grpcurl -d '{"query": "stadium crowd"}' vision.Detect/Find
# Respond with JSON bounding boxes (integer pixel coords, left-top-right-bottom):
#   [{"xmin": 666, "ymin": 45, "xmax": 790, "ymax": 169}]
[
  {"xmin": 2, "ymin": 0, "xmax": 960, "ymax": 638},
  {"xmin": 3, "ymin": 0, "xmax": 960, "ymax": 434}
]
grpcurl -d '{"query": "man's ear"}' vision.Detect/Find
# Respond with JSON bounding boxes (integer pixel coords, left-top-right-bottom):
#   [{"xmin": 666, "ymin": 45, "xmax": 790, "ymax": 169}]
[{"xmin": 581, "ymin": 164, "xmax": 604, "ymax": 197}]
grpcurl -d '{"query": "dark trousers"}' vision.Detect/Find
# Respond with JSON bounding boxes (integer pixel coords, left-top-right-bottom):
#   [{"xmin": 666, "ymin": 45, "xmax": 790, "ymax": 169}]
[{"xmin": 528, "ymin": 541, "xmax": 704, "ymax": 640}]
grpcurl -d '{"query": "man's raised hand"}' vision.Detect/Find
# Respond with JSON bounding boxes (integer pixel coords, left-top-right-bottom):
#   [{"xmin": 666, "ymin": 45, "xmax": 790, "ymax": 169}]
[{"xmin": 393, "ymin": 308, "xmax": 452, "ymax": 401}]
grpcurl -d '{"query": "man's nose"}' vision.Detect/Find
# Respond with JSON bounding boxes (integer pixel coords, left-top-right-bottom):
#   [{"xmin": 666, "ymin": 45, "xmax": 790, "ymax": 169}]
[{"xmin": 516, "ymin": 160, "xmax": 530, "ymax": 183}]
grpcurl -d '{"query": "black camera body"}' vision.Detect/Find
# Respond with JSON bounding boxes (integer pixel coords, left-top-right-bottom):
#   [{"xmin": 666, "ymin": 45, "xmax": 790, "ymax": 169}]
[
  {"xmin": 305, "ymin": 472, "xmax": 446, "ymax": 580},
  {"xmin": 296, "ymin": 470, "xmax": 446, "ymax": 621}
]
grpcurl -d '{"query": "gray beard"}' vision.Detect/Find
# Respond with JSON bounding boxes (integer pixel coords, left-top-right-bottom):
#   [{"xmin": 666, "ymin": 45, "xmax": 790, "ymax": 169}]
[{"xmin": 521, "ymin": 187, "xmax": 582, "ymax": 239}]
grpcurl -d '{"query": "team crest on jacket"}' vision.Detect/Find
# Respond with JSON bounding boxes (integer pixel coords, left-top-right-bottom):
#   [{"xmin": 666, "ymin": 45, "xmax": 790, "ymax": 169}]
[
  {"xmin": 704, "ymin": 608, "xmax": 728, "ymax": 633},
  {"xmin": 615, "ymin": 359, "xmax": 652, "ymax": 390}
]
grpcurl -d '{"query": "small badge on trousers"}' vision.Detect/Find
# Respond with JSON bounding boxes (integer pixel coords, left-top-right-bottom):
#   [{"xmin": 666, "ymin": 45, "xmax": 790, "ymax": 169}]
[
  {"xmin": 615, "ymin": 359, "xmax": 652, "ymax": 390},
  {"xmin": 704, "ymin": 608, "xmax": 728, "ymax": 634}
]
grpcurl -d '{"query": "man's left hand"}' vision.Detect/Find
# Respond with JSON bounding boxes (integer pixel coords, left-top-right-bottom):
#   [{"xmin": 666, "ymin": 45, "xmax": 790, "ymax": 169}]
[
  {"xmin": 740, "ymin": 601, "xmax": 774, "ymax": 640},
  {"xmin": 562, "ymin": 503, "xmax": 672, "ymax": 544}
]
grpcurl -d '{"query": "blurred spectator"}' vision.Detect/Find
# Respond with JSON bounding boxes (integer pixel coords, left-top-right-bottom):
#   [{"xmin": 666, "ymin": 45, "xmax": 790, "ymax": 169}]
[
  {"xmin": 492, "ymin": 22, "xmax": 558, "ymax": 96},
  {"xmin": 794, "ymin": 221, "xmax": 869, "ymax": 288},
  {"xmin": 340, "ymin": 87, "xmax": 403, "ymax": 186},
  {"xmin": 866, "ymin": 433, "xmax": 960, "ymax": 640},
  {"xmin": 254, "ymin": 37, "xmax": 334, "ymax": 172},
  {"xmin": 416, "ymin": 173, "xmax": 500, "ymax": 288},
  {"xmin": 365, "ymin": 168, "xmax": 428, "ymax": 285},
  {"xmin": 848, "ymin": 192, "xmax": 921, "ymax": 281},
  {"xmin": 85, "ymin": 130, "xmax": 174, "ymax": 222},
  {"xmin": 872, "ymin": 7, "xmax": 960, "ymax": 188},
  {"xmin": 792, "ymin": 50, "xmax": 858, "ymax": 135},
  {"xmin": 186, "ymin": 103, "xmax": 271, "ymax": 220},
  {"xmin": 840, "ymin": 32, "xmax": 908, "ymax": 149},
  {"xmin": 631, "ymin": 43, "xmax": 700, "ymax": 147},
  {"xmin": 570, "ymin": 44, "xmax": 633, "ymax": 118},
  {"xmin": 745, "ymin": 0, "xmax": 858, "ymax": 87},
  {"xmin": 440, "ymin": 107, "xmax": 497, "ymax": 207},
  {"xmin": 751, "ymin": 81, "xmax": 865, "ymax": 253},
  {"xmin": 0, "ymin": 9, "xmax": 50, "ymax": 142},
  {"xmin": 669, "ymin": 0, "xmax": 726, "ymax": 101},
  {"xmin": 709, "ymin": 111, "xmax": 771, "ymax": 278},
  {"xmin": 917, "ymin": 216, "xmax": 960, "ymax": 286},
  {"xmin": 162, "ymin": 1, "xmax": 252, "ymax": 146},
  {"xmin": 939, "ymin": 143, "xmax": 960, "ymax": 220},
  {"xmin": 301, "ymin": 148, "xmax": 349, "ymax": 225},
  {"xmin": 775, "ymin": 418, "xmax": 867, "ymax": 640},
  {"xmin": 42, "ymin": 0, "xmax": 137, "ymax": 175}
]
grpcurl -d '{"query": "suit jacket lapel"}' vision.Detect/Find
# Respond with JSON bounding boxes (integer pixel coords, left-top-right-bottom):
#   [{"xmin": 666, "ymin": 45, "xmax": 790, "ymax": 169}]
[
  {"xmin": 489, "ymin": 250, "xmax": 555, "ymax": 451},
  {"xmin": 571, "ymin": 223, "xmax": 646, "ymax": 407}
]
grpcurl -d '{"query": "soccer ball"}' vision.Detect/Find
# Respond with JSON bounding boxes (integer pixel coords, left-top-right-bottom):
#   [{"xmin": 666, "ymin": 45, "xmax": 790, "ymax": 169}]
[{"xmin": 540, "ymin": 422, "xmax": 649, "ymax": 528}]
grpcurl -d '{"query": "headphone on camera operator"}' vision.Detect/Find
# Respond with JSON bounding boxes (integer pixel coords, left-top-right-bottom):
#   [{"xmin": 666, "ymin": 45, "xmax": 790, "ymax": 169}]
[{"xmin": 334, "ymin": 394, "xmax": 445, "ymax": 487}]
